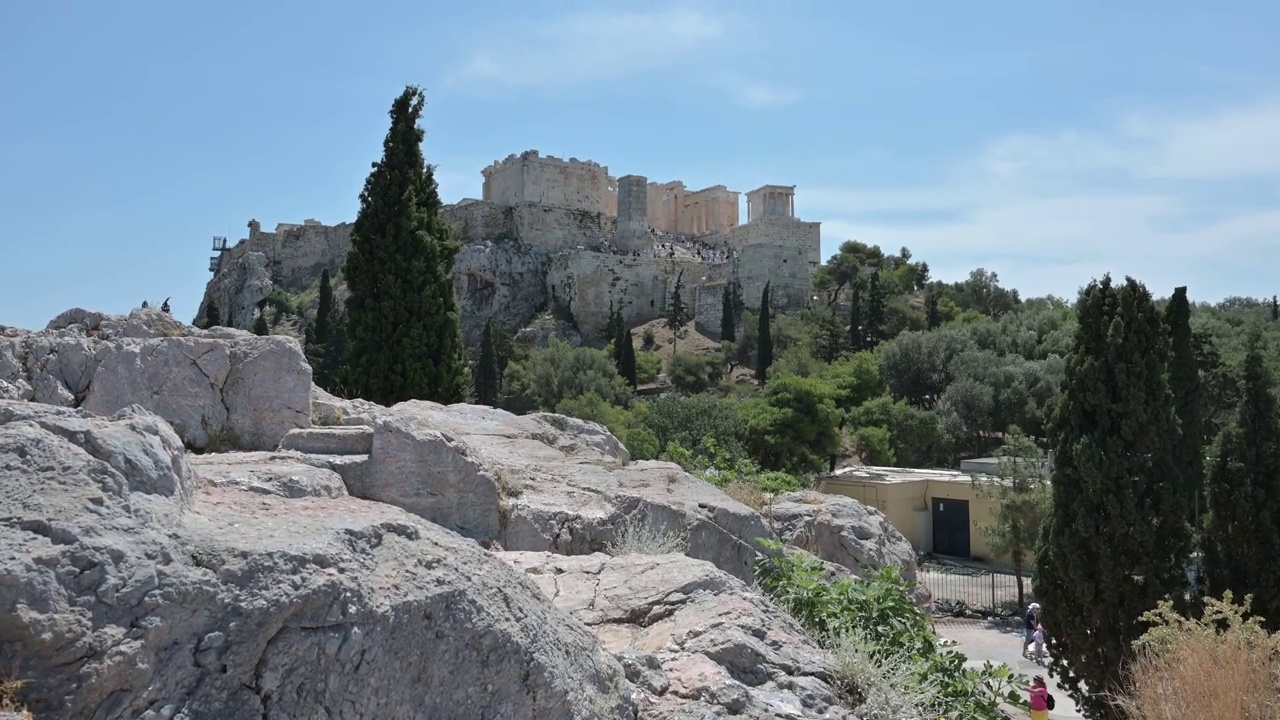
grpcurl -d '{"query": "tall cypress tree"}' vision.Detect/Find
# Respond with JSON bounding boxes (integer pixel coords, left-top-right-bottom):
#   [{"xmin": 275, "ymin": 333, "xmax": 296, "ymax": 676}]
[
  {"xmin": 755, "ymin": 282, "xmax": 773, "ymax": 385},
  {"xmin": 1203, "ymin": 331, "xmax": 1280, "ymax": 627},
  {"xmin": 847, "ymin": 278, "xmax": 865, "ymax": 351},
  {"xmin": 720, "ymin": 282, "xmax": 736, "ymax": 342},
  {"xmin": 864, "ymin": 270, "xmax": 887, "ymax": 348},
  {"xmin": 341, "ymin": 86, "xmax": 466, "ymax": 406},
  {"xmin": 202, "ymin": 301, "xmax": 222, "ymax": 329},
  {"xmin": 306, "ymin": 269, "xmax": 345, "ymax": 391},
  {"xmin": 1164, "ymin": 286, "xmax": 1205, "ymax": 531},
  {"xmin": 1033, "ymin": 275, "xmax": 1189, "ymax": 719},
  {"xmin": 475, "ymin": 317, "xmax": 499, "ymax": 406},
  {"xmin": 619, "ymin": 328, "xmax": 638, "ymax": 389},
  {"xmin": 664, "ymin": 271, "xmax": 692, "ymax": 354},
  {"xmin": 924, "ymin": 290, "xmax": 942, "ymax": 330}
]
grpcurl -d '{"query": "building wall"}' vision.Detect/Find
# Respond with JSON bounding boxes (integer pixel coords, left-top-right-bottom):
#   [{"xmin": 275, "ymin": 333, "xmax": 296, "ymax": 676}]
[
  {"xmin": 481, "ymin": 150, "xmax": 612, "ymax": 214},
  {"xmin": 723, "ymin": 217, "xmax": 822, "ymax": 271},
  {"xmin": 219, "ymin": 220, "xmax": 354, "ymax": 293},
  {"xmin": 733, "ymin": 242, "xmax": 812, "ymax": 312},
  {"xmin": 694, "ymin": 282, "xmax": 727, "ymax": 339},
  {"xmin": 443, "ymin": 201, "xmax": 515, "ymax": 244},
  {"xmin": 820, "ymin": 476, "xmax": 1005, "ymax": 563},
  {"xmin": 511, "ymin": 204, "xmax": 616, "ymax": 252}
]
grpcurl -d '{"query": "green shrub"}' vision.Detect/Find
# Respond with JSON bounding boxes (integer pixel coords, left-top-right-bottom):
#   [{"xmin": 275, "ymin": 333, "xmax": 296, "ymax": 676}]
[
  {"xmin": 753, "ymin": 541, "xmax": 1027, "ymax": 718},
  {"xmin": 635, "ymin": 350, "xmax": 663, "ymax": 384}
]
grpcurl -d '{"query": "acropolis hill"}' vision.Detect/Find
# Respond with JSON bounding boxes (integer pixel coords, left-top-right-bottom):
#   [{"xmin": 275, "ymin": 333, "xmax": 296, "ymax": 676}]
[{"xmin": 199, "ymin": 149, "xmax": 822, "ymax": 345}]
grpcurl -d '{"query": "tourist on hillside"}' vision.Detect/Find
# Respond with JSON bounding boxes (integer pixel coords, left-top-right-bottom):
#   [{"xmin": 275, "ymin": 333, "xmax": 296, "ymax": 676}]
[
  {"xmin": 1022, "ymin": 602, "xmax": 1041, "ymax": 658},
  {"xmin": 1028, "ymin": 675, "xmax": 1055, "ymax": 720}
]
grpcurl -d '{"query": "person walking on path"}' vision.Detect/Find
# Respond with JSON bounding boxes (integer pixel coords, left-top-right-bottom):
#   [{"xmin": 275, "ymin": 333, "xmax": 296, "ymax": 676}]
[
  {"xmin": 1022, "ymin": 602, "xmax": 1041, "ymax": 658},
  {"xmin": 1029, "ymin": 674, "xmax": 1054, "ymax": 720}
]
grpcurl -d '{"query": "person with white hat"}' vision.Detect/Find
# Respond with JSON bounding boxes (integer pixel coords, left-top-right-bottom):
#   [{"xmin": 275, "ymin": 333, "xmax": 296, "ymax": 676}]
[{"xmin": 1023, "ymin": 602, "xmax": 1042, "ymax": 659}]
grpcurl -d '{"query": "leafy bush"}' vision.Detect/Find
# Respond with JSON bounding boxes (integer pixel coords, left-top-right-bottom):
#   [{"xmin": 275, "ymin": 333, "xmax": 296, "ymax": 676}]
[
  {"xmin": 635, "ymin": 350, "xmax": 662, "ymax": 384},
  {"xmin": 668, "ymin": 352, "xmax": 723, "ymax": 394},
  {"xmin": 506, "ymin": 339, "xmax": 626, "ymax": 411},
  {"xmin": 753, "ymin": 541, "xmax": 1026, "ymax": 718}
]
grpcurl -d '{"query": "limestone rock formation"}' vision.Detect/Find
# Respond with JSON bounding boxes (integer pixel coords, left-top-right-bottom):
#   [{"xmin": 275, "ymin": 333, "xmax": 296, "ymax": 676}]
[
  {"xmin": 502, "ymin": 551, "xmax": 854, "ymax": 719},
  {"xmin": 0, "ymin": 401, "xmax": 638, "ymax": 719},
  {"xmin": 769, "ymin": 491, "xmax": 922, "ymax": 586},
  {"xmin": 453, "ymin": 240, "xmax": 550, "ymax": 345},
  {"xmin": 200, "ymin": 251, "xmax": 273, "ymax": 328},
  {"xmin": 0, "ymin": 307, "xmax": 310, "ymax": 450},
  {"xmin": 352, "ymin": 400, "xmax": 773, "ymax": 582}
]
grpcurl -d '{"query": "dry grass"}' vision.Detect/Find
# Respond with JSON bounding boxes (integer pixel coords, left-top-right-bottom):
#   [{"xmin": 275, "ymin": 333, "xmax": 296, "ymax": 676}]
[
  {"xmin": 0, "ymin": 677, "xmax": 32, "ymax": 719},
  {"xmin": 827, "ymin": 632, "xmax": 937, "ymax": 720},
  {"xmin": 1119, "ymin": 629, "xmax": 1280, "ymax": 719},
  {"xmin": 631, "ymin": 319, "xmax": 720, "ymax": 360},
  {"xmin": 606, "ymin": 510, "xmax": 690, "ymax": 556},
  {"xmin": 1117, "ymin": 593, "xmax": 1280, "ymax": 720},
  {"xmin": 723, "ymin": 481, "xmax": 768, "ymax": 512}
]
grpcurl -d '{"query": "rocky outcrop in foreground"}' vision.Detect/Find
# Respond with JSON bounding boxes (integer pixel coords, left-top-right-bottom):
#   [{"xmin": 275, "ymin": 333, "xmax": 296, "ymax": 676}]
[
  {"xmin": 503, "ymin": 552, "xmax": 854, "ymax": 719},
  {"xmin": 0, "ymin": 402, "xmax": 637, "ymax": 719},
  {"xmin": 0, "ymin": 308, "xmax": 311, "ymax": 451}
]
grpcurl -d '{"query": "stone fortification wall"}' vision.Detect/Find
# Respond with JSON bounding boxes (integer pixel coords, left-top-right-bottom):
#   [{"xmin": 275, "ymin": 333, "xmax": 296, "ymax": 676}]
[
  {"xmin": 734, "ymin": 242, "xmax": 812, "ymax": 312},
  {"xmin": 721, "ymin": 218, "xmax": 822, "ymax": 272},
  {"xmin": 546, "ymin": 252, "xmax": 727, "ymax": 340},
  {"xmin": 481, "ymin": 150, "xmax": 613, "ymax": 215},
  {"xmin": 444, "ymin": 201, "xmax": 515, "ymax": 244},
  {"xmin": 217, "ymin": 221, "xmax": 353, "ymax": 294},
  {"xmin": 694, "ymin": 282, "xmax": 727, "ymax": 339},
  {"xmin": 512, "ymin": 204, "xmax": 616, "ymax": 252}
]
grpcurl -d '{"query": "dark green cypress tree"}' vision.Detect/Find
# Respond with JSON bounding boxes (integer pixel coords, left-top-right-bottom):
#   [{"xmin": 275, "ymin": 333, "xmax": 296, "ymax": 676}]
[
  {"xmin": 341, "ymin": 86, "xmax": 466, "ymax": 406},
  {"xmin": 924, "ymin": 290, "xmax": 942, "ymax": 330},
  {"xmin": 1033, "ymin": 275, "xmax": 1190, "ymax": 719},
  {"xmin": 306, "ymin": 269, "xmax": 343, "ymax": 390},
  {"xmin": 847, "ymin": 278, "xmax": 865, "ymax": 351},
  {"xmin": 1271, "ymin": 295, "xmax": 1279, "ymax": 322},
  {"xmin": 599, "ymin": 300, "xmax": 623, "ymax": 347},
  {"xmin": 865, "ymin": 270, "xmax": 887, "ymax": 348},
  {"xmin": 202, "ymin": 301, "xmax": 222, "ymax": 329},
  {"xmin": 720, "ymin": 282, "xmax": 736, "ymax": 342},
  {"xmin": 664, "ymin": 270, "xmax": 692, "ymax": 354},
  {"xmin": 1203, "ymin": 331, "xmax": 1280, "ymax": 627},
  {"xmin": 252, "ymin": 311, "xmax": 269, "ymax": 336},
  {"xmin": 475, "ymin": 317, "xmax": 499, "ymax": 406},
  {"xmin": 1164, "ymin": 286, "xmax": 1205, "ymax": 532},
  {"xmin": 619, "ymin": 328, "xmax": 638, "ymax": 389},
  {"xmin": 755, "ymin": 282, "xmax": 773, "ymax": 385}
]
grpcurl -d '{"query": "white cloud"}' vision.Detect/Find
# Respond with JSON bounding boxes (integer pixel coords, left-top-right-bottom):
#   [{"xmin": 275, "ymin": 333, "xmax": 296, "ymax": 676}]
[
  {"xmin": 446, "ymin": 7, "xmax": 726, "ymax": 91},
  {"xmin": 721, "ymin": 75, "xmax": 800, "ymax": 108},
  {"xmin": 805, "ymin": 100, "xmax": 1280, "ymax": 300}
]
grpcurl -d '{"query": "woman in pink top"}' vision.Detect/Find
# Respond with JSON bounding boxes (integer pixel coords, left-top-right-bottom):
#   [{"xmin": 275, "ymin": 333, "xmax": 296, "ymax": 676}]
[{"xmin": 1029, "ymin": 674, "xmax": 1053, "ymax": 720}]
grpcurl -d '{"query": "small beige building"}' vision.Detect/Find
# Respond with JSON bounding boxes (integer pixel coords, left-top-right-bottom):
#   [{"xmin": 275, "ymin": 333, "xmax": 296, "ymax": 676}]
[{"xmin": 819, "ymin": 465, "xmax": 1007, "ymax": 563}]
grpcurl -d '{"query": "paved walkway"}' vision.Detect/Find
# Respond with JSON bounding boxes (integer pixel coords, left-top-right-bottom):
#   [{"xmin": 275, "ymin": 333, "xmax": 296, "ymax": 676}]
[{"xmin": 935, "ymin": 618, "xmax": 1083, "ymax": 719}]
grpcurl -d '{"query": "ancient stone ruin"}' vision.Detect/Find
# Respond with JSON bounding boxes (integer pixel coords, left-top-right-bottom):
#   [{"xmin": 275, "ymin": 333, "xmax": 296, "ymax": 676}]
[{"xmin": 200, "ymin": 149, "xmax": 822, "ymax": 344}]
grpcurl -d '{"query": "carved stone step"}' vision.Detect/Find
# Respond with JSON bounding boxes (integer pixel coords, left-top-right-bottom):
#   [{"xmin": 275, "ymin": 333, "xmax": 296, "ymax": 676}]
[{"xmin": 278, "ymin": 426, "xmax": 373, "ymax": 455}]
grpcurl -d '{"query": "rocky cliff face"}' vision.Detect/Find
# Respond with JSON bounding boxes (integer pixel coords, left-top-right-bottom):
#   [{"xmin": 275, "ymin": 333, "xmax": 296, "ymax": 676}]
[
  {"xmin": 199, "ymin": 227, "xmax": 551, "ymax": 348},
  {"xmin": 2, "ymin": 309, "xmax": 928, "ymax": 719}
]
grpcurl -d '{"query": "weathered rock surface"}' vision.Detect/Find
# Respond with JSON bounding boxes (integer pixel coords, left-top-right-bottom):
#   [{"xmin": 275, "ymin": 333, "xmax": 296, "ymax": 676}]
[
  {"xmin": 502, "ymin": 552, "xmax": 854, "ymax": 719},
  {"xmin": 453, "ymin": 240, "xmax": 550, "ymax": 347},
  {"xmin": 0, "ymin": 308, "xmax": 311, "ymax": 450},
  {"xmin": 353, "ymin": 401, "xmax": 774, "ymax": 582},
  {"xmin": 189, "ymin": 451, "xmax": 351, "ymax": 499},
  {"xmin": 278, "ymin": 426, "xmax": 373, "ymax": 455},
  {"xmin": 200, "ymin": 251, "xmax": 274, "ymax": 329},
  {"xmin": 0, "ymin": 401, "xmax": 639, "ymax": 719},
  {"xmin": 769, "ymin": 491, "xmax": 921, "ymax": 586}
]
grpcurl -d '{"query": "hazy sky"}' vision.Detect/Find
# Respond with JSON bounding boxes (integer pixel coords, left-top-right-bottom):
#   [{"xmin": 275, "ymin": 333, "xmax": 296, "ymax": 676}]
[{"xmin": 3, "ymin": 1, "xmax": 1278, "ymax": 329}]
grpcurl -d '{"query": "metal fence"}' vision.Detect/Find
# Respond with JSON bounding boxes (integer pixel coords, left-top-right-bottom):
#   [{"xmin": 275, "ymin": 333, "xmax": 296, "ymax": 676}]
[{"xmin": 919, "ymin": 556, "xmax": 1034, "ymax": 617}]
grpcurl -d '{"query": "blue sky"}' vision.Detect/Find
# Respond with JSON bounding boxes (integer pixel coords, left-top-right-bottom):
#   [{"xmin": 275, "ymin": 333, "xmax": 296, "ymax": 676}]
[{"xmin": 2, "ymin": 1, "xmax": 1278, "ymax": 330}]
